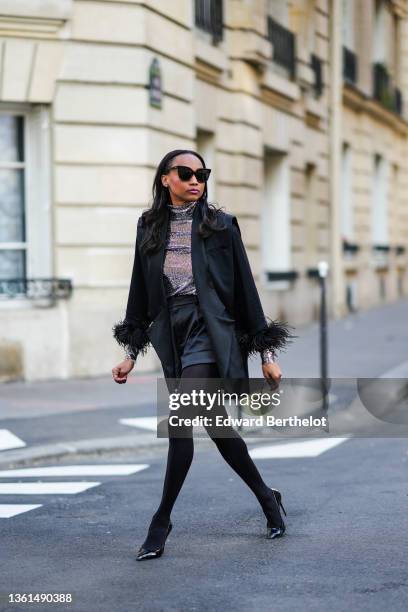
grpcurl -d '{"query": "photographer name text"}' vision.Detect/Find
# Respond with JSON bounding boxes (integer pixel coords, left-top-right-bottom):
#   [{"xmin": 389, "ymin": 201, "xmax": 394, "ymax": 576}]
[{"xmin": 168, "ymin": 415, "xmax": 327, "ymax": 428}]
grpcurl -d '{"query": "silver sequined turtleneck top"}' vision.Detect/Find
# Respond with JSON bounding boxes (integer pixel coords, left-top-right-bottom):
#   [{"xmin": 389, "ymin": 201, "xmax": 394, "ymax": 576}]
[{"xmin": 163, "ymin": 199, "xmax": 197, "ymax": 297}]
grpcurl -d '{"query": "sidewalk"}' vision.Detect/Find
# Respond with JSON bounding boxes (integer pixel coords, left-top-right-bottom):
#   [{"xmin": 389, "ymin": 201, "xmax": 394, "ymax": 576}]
[
  {"xmin": 1, "ymin": 297, "xmax": 408, "ymax": 468},
  {"xmin": 269, "ymin": 295, "xmax": 408, "ymax": 379}
]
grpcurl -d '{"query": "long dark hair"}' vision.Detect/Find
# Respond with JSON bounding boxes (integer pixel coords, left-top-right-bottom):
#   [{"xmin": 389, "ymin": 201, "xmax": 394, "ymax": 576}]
[{"xmin": 139, "ymin": 149, "xmax": 227, "ymax": 254}]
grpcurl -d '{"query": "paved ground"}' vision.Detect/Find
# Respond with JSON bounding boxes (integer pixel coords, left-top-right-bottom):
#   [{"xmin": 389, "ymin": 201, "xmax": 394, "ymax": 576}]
[
  {"xmin": 1, "ymin": 435, "xmax": 407, "ymax": 612},
  {"xmin": 276, "ymin": 295, "xmax": 408, "ymax": 378}
]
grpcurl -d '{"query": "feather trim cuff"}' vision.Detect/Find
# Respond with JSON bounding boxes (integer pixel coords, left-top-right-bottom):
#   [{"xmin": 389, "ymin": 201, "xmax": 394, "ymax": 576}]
[
  {"xmin": 236, "ymin": 317, "xmax": 297, "ymax": 358},
  {"xmin": 112, "ymin": 318, "xmax": 151, "ymax": 358}
]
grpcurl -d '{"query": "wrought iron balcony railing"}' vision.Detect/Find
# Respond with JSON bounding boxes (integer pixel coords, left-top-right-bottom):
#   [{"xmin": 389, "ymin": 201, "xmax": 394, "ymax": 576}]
[
  {"xmin": 195, "ymin": 0, "xmax": 223, "ymax": 44},
  {"xmin": 342, "ymin": 239, "xmax": 360, "ymax": 255},
  {"xmin": 267, "ymin": 16, "xmax": 296, "ymax": 79},
  {"xmin": 0, "ymin": 278, "xmax": 73, "ymax": 301},
  {"xmin": 306, "ymin": 268, "xmax": 320, "ymax": 279},
  {"xmin": 343, "ymin": 46, "xmax": 358, "ymax": 85},
  {"xmin": 265, "ymin": 270, "xmax": 298, "ymax": 282},
  {"xmin": 373, "ymin": 63, "xmax": 403, "ymax": 116},
  {"xmin": 372, "ymin": 244, "xmax": 391, "ymax": 253}
]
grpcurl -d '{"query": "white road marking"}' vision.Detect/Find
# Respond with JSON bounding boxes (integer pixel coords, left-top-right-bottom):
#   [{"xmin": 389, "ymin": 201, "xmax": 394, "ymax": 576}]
[
  {"xmin": 0, "ymin": 462, "xmax": 152, "ymax": 518},
  {"xmin": 0, "ymin": 464, "xmax": 149, "ymax": 478},
  {"xmin": 249, "ymin": 437, "xmax": 349, "ymax": 459},
  {"xmin": 0, "ymin": 429, "xmax": 26, "ymax": 451},
  {"xmin": 0, "ymin": 482, "xmax": 100, "ymax": 495},
  {"xmin": 0, "ymin": 504, "xmax": 42, "ymax": 518},
  {"xmin": 119, "ymin": 417, "xmax": 162, "ymax": 431}
]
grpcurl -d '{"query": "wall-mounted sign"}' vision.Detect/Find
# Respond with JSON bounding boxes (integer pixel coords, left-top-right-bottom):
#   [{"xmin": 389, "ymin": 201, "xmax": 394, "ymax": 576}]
[{"xmin": 149, "ymin": 57, "xmax": 162, "ymax": 109}]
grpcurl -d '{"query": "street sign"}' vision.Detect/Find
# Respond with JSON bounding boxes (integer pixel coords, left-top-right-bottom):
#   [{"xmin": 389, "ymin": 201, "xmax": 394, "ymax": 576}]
[{"xmin": 149, "ymin": 57, "xmax": 162, "ymax": 109}]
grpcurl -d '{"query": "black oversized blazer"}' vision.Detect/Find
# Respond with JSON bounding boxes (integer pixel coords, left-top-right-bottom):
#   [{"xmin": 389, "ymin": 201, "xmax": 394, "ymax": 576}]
[{"xmin": 113, "ymin": 200, "xmax": 295, "ymax": 385}]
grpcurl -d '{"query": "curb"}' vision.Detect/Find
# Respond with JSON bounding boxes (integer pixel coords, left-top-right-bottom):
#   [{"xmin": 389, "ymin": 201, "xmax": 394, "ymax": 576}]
[
  {"xmin": 0, "ymin": 427, "xmax": 304, "ymax": 470},
  {"xmin": 0, "ymin": 433, "xmax": 169, "ymax": 469}
]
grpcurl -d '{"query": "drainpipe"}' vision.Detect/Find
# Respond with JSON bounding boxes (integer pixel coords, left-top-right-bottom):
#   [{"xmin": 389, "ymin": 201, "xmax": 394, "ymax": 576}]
[{"xmin": 329, "ymin": 0, "xmax": 345, "ymax": 317}]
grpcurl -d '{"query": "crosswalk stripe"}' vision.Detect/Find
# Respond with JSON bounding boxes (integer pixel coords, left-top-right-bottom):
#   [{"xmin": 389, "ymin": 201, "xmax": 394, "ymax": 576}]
[
  {"xmin": 0, "ymin": 429, "xmax": 26, "ymax": 451},
  {"xmin": 249, "ymin": 437, "xmax": 349, "ymax": 459},
  {"xmin": 0, "ymin": 504, "xmax": 43, "ymax": 518},
  {"xmin": 119, "ymin": 417, "xmax": 161, "ymax": 431},
  {"xmin": 0, "ymin": 464, "xmax": 149, "ymax": 478},
  {"xmin": 0, "ymin": 482, "xmax": 100, "ymax": 495}
]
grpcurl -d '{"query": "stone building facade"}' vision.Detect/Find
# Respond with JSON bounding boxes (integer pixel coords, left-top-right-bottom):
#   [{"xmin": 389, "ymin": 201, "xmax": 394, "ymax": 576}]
[
  {"xmin": 0, "ymin": 0, "xmax": 406, "ymax": 381},
  {"xmin": 340, "ymin": 0, "xmax": 408, "ymax": 311}
]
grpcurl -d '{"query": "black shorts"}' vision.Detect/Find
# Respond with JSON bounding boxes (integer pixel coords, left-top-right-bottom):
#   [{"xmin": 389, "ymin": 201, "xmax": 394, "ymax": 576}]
[{"xmin": 167, "ymin": 294, "xmax": 217, "ymax": 371}]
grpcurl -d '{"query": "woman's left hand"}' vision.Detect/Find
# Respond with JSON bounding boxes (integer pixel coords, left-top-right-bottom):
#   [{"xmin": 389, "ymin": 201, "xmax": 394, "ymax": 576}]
[{"xmin": 262, "ymin": 361, "xmax": 282, "ymax": 390}]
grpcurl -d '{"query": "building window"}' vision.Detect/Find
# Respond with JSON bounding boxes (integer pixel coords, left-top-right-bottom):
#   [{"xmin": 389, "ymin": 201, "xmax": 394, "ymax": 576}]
[
  {"xmin": 343, "ymin": 47, "xmax": 358, "ymax": 85},
  {"xmin": 372, "ymin": 153, "xmax": 388, "ymax": 246},
  {"xmin": 341, "ymin": 0, "xmax": 354, "ymax": 51},
  {"xmin": 341, "ymin": 0, "xmax": 358, "ymax": 85},
  {"xmin": 266, "ymin": 1, "xmax": 296, "ymax": 79},
  {"xmin": 341, "ymin": 143, "xmax": 353, "ymax": 241},
  {"xmin": 304, "ymin": 162, "xmax": 319, "ymax": 267},
  {"xmin": 346, "ymin": 277, "xmax": 358, "ymax": 312},
  {"xmin": 267, "ymin": 16, "xmax": 296, "ymax": 79},
  {"xmin": 262, "ymin": 149, "xmax": 291, "ymax": 289},
  {"xmin": 373, "ymin": 62, "xmax": 403, "ymax": 115},
  {"xmin": 371, "ymin": 2, "xmax": 403, "ymax": 115},
  {"xmin": 310, "ymin": 54, "xmax": 324, "ymax": 97},
  {"xmin": 194, "ymin": 0, "xmax": 223, "ymax": 44},
  {"xmin": 0, "ymin": 106, "xmax": 53, "ymax": 303},
  {"xmin": 0, "ymin": 114, "xmax": 26, "ymax": 280},
  {"xmin": 392, "ymin": 13, "xmax": 400, "ymax": 85},
  {"xmin": 373, "ymin": 0, "xmax": 387, "ymax": 64}
]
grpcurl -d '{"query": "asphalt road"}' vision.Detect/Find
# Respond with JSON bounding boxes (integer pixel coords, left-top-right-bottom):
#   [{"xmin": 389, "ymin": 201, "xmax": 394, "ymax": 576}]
[
  {"xmin": 1, "ymin": 435, "xmax": 408, "ymax": 612},
  {"xmin": 2, "ymin": 298, "xmax": 408, "ymax": 611},
  {"xmin": 2, "ymin": 377, "xmax": 406, "ymax": 461}
]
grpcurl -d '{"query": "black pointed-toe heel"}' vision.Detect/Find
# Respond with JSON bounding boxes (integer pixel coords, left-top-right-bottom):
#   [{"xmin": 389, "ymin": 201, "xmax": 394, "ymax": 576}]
[
  {"xmin": 270, "ymin": 488, "xmax": 287, "ymax": 517},
  {"xmin": 136, "ymin": 521, "xmax": 173, "ymax": 561},
  {"xmin": 266, "ymin": 488, "xmax": 286, "ymax": 539},
  {"xmin": 266, "ymin": 522, "xmax": 285, "ymax": 539}
]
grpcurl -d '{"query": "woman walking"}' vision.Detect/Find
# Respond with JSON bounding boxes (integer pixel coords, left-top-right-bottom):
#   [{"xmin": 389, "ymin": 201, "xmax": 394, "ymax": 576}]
[{"xmin": 112, "ymin": 149, "xmax": 296, "ymax": 561}]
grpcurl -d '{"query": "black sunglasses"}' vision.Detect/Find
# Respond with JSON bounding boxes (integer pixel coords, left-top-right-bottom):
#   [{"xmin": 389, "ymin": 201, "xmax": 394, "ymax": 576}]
[{"xmin": 167, "ymin": 165, "xmax": 211, "ymax": 183}]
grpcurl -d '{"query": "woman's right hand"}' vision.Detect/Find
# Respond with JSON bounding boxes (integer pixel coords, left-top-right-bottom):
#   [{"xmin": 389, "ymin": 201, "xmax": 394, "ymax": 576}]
[{"xmin": 112, "ymin": 358, "xmax": 135, "ymax": 384}]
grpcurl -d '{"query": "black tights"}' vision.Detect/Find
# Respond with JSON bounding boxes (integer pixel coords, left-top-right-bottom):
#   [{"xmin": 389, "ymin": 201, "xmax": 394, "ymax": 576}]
[{"xmin": 141, "ymin": 363, "xmax": 282, "ymax": 551}]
